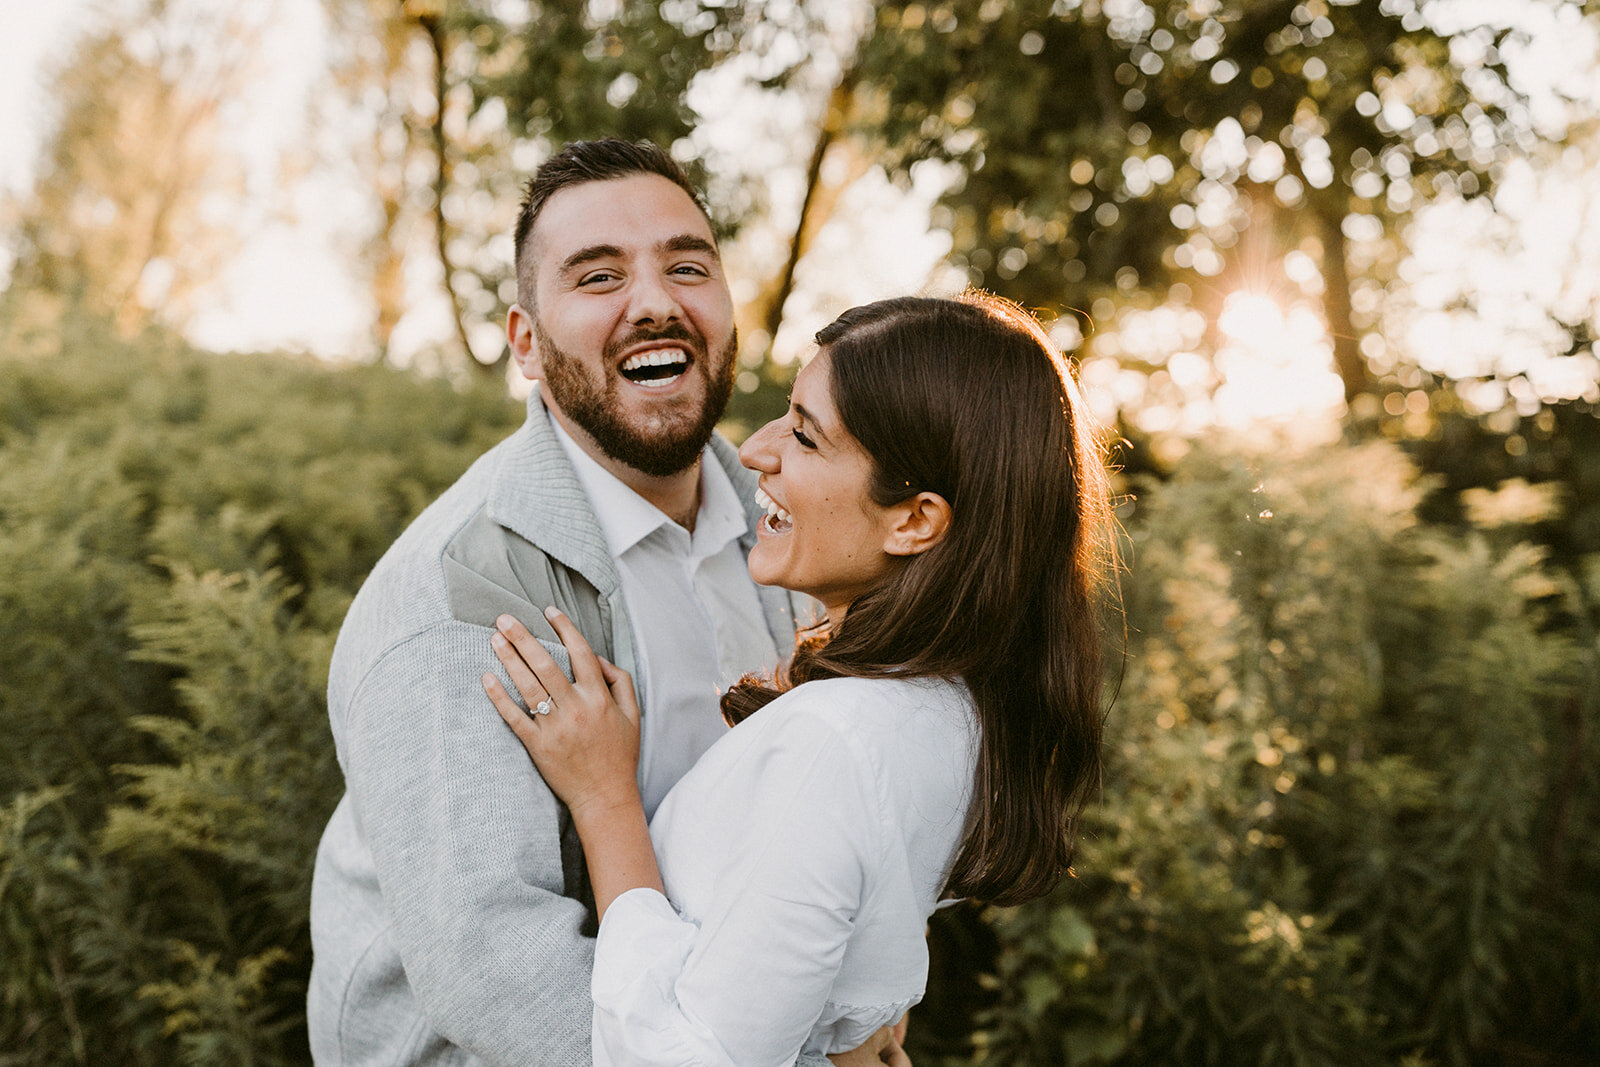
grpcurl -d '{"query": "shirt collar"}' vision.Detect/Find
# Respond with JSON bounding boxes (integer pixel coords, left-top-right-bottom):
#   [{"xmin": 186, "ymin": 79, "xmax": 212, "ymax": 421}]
[
  {"xmin": 550, "ymin": 417, "xmax": 672, "ymax": 556},
  {"xmin": 550, "ymin": 416, "xmax": 754, "ymax": 561},
  {"xmin": 693, "ymin": 449, "xmax": 753, "ymax": 559}
]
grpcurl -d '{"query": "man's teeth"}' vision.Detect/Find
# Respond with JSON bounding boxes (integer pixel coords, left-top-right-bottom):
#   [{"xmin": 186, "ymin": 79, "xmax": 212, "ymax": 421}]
[
  {"xmin": 754, "ymin": 487, "xmax": 792, "ymax": 526},
  {"xmin": 620, "ymin": 348, "xmax": 688, "ymax": 373}
]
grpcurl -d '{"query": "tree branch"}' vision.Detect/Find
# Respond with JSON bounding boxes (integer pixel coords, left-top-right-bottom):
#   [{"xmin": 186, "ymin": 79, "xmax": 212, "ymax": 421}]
[
  {"xmin": 758, "ymin": 59, "xmax": 862, "ymax": 353},
  {"xmin": 416, "ymin": 9, "xmax": 492, "ymax": 376}
]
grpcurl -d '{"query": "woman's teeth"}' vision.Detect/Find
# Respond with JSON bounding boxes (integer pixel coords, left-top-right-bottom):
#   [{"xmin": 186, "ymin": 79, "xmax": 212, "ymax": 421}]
[
  {"xmin": 620, "ymin": 348, "xmax": 688, "ymax": 386},
  {"xmin": 754, "ymin": 487, "xmax": 792, "ymax": 531}
]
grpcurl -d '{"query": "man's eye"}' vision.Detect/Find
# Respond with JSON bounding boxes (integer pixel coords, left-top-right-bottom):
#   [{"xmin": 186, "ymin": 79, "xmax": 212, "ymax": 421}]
[
  {"xmin": 792, "ymin": 428, "xmax": 817, "ymax": 449},
  {"xmin": 671, "ymin": 264, "xmax": 709, "ymax": 277},
  {"xmin": 579, "ymin": 271, "xmax": 618, "ymax": 286}
]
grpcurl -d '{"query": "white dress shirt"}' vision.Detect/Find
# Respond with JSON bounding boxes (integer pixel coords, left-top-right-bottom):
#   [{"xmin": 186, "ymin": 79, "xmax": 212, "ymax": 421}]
[
  {"xmin": 589, "ymin": 675, "xmax": 979, "ymax": 1066},
  {"xmin": 552, "ymin": 421, "xmax": 780, "ymax": 818}
]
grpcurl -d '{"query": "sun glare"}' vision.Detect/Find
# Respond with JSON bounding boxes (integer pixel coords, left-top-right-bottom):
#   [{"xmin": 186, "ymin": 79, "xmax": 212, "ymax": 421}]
[
  {"xmin": 1212, "ymin": 290, "xmax": 1344, "ymax": 433},
  {"xmin": 1218, "ymin": 291, "xmax": 1286, "ymax": 348}
]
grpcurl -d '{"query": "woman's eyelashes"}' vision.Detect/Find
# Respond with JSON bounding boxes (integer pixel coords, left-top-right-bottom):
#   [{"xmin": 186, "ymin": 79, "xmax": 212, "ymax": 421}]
[{"xmin": 792, "ymin": 427, "xmax": 817, "ymax": 450}]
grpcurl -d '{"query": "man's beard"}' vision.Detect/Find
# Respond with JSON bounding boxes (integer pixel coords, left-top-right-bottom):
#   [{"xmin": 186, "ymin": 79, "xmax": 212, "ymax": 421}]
[{"xmin": 536, "ymin": 318, "xmax": 737, "ymax": 478}]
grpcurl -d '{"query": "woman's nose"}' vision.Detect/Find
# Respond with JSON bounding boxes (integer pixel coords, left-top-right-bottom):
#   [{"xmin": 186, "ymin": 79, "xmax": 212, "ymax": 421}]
[{"xmin": 739, "ymin": 418, "xmax": 782, "ymax": 473}]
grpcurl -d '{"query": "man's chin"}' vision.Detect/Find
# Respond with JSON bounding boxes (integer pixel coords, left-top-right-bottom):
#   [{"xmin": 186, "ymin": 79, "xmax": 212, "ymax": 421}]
[
  {"xmin": 616, "ymin": 385, "xmax": 701, "ymax": 421},
  {"xmin": 587, "ymin": 403, "xmax": 718, "ymax": 477},
  {"xmin": 601, "ymin": 432, "xmax": 710, "ymax": 478}
]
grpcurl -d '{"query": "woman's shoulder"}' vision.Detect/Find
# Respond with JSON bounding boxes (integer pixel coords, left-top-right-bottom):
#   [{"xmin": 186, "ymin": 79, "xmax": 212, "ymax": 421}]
[
  {"xmin": 749, "ymin": 675, "xmax": 976, "ymax": 769},
  {"xmin": 767, "ymin": 674, "xmax": 970, "ymax": 721}
]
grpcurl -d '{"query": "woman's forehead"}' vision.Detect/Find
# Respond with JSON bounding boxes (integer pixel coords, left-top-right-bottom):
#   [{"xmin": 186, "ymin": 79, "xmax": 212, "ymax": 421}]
[{"xmin": 790, "ymin": 351, "xmax": 836, "ymax": 416}]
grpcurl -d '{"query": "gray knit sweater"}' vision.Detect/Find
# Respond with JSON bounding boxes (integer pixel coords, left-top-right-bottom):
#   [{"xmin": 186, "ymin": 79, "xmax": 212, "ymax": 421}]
[{"xmin": 308, "ymin": 387, "xmax": 802, "ymax": 1065}]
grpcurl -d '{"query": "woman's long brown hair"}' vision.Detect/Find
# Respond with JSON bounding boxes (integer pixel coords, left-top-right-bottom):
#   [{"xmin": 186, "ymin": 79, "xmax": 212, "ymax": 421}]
[{"xmin": 722, "ymin": 292, "xmax": 1115, "ymax": 907}]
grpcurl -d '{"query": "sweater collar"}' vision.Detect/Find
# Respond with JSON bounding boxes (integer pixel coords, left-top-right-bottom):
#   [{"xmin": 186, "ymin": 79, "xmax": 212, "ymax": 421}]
[{"xmin": 487, "ymin": 383, "xmax": 766, "ymax": 597}]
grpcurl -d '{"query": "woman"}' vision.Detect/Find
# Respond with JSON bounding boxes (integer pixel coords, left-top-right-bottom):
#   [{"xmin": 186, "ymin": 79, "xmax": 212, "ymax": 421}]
[{"xmin": 482, "ymin": 292, "xmax": 1114, "ymax": 1065}]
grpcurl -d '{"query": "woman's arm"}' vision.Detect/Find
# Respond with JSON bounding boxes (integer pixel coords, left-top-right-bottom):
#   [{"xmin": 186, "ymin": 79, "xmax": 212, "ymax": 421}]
[
  {"xmin": 589, "ymin": 707, "xmax": 895, "ymax": 1066},
  {"xmin": 482, "ymin": 607, "xmax": 661, "ymax": 919},
  {"xmin": 827, "ymin": 1023, "xmax": 909, "ymax": 1066},
  {"xmin": 485, "ymin": 614, "xmax": 909, "ymax": 1066}
]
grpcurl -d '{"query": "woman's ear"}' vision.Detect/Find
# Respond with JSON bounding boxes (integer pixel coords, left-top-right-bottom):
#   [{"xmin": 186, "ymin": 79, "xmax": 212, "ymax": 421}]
[{"xmin": 883, "ymin": 492, "xmax": 952, "ymax": 557}]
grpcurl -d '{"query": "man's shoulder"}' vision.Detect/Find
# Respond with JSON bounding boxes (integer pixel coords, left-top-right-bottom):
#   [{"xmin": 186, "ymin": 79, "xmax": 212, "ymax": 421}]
[
  {"xmin": 330, "ymin": 432, "xmax": 532, "ymax": 685},
  {"xmin": 358, "ymin": 417, "xmax": 574, "ymax": 589}
]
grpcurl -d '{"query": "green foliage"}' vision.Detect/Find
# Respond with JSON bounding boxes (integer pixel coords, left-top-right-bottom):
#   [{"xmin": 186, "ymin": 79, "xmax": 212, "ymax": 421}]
[
  {"xmin": 861, "ymin": 0, "xmax": 1526, "ymax": 309},
  {"xmin": 0, "ymin": 313, "xmax": 520, "ymax": 1063},
  {"xmin": 4, "ymin": 311, "xmax": 1595, "ymax": 1064},
  {"xmin": 850, "ymin": 0, "xmax": 1592, "ymax": 407},
  {"xmin": 136, "ymin": 943, "xmax": 296, "ymax": 1067},
  {"xmin": 909, "ymin": 439, "xmax": 1595, "ymax": 1066},
  {"xmin": 457, "ymin": 0, "xmax": 742, "ymax": 151}
]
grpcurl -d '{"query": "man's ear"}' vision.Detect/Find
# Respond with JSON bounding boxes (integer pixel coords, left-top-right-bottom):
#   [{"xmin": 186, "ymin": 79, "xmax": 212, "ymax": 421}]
[
  {"xmin": 883, "ymin": 492, "xmax": 952, "ymax": 557},
  {"xmin": 507, "ymin": 304, "xmax": 539, "ymax": 380}
]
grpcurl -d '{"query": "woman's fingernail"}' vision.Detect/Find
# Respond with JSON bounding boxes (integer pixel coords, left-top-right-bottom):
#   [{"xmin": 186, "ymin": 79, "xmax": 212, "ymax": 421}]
[
  {"xmin": 481, "ymin": 673, "xmax": 495, "ymax": 689},
  {"xmin": 491, "ymin": 632, "xmax": 506, "ymax": 648},
  {"xmin": 544, "ymin": 606, "xmax": 561, "ymax": 620},
  {"xmin": 496, "ymin": 614, "xmax": 514, "ymax": 631}
]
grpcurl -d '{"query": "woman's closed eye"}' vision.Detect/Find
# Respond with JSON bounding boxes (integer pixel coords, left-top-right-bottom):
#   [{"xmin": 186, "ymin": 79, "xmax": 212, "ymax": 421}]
[{"xmin": 792, "ymin": 427, "xmax": 817, "ymax": 449}]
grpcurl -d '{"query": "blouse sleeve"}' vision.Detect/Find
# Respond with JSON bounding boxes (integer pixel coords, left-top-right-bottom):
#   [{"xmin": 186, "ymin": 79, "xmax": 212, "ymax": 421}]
[{"xmin": 589, "ymin": 710, "xmax": 882, "ymax": 1067}]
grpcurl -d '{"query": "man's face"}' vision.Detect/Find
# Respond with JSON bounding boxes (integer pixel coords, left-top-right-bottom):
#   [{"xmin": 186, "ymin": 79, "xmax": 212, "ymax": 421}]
[{"xmin": 509, "ymin": 173, "xmax": 737, "ymax": 478}]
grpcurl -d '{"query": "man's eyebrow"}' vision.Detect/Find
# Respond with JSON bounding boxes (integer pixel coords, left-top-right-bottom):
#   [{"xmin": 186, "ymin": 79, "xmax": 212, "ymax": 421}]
[
  {"xmin": 558, "ymin": 244, "xmax": 625, "ymax": 274},
  {"xmin": 662, "ymin": 233, "xmax": 719, "ymax": 259}
]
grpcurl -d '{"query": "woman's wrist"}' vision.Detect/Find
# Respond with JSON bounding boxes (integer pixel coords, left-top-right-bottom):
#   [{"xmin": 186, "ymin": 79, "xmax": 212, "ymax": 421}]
[
  {"xmin": 568, "ymin": 788, "xmax": 663, "ymax": 920},
  {"xmin": 566, "ymin": 784, "xmax": 644, "ymax": 830}
]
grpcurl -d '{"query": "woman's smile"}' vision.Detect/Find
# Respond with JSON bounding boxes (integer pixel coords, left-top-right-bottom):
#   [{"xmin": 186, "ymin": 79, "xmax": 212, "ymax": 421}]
[
  {"xmin": 738, "ymin": 351, "xmax": 900, "ymax": 621},
  {"xmin": 753, "ymin": 485, "xmax": 793, "ymax": 535}
]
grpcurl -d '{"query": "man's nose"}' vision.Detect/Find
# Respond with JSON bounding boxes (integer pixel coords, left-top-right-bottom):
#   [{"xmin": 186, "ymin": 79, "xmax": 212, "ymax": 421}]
[{"xmin": 627, "ymin": 271, "xmax": 682, "ymax": 327}]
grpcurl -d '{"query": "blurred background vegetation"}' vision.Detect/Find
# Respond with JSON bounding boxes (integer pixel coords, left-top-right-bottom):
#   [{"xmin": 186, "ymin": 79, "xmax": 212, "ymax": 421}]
[{"xmin": 2, "ymin": 0, "xmax": 1598, "ymax": 1064}]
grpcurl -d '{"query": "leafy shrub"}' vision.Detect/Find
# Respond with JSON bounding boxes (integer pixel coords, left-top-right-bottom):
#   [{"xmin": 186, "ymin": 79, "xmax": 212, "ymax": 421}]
[
  {"xmin": 3, "ymin": 313, "xmax": 1595, "ymax": 1064},
  {"xmin": 0, "ymin": 315, "xmax": 520, "ymax": 1064},
  {"xmin": 911, "ymin": 441, "xmax": 1597, "ymax": 1066}
]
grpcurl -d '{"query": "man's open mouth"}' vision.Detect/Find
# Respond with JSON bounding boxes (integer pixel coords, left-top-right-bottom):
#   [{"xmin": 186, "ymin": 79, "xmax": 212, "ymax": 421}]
[{"xmin": 619, "ymin": 347, "xmax": 690, "ymax": 388}]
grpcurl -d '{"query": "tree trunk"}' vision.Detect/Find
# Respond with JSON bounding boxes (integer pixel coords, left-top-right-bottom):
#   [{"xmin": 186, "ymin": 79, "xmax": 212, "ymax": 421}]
[
  {"xmin": 1314, "ymin": 205, "xmax": 1367, "ymax": 405},
  {"xmin": 416, "ymin": 9, "xmax": 492, "ymax": 376},
  {"xmin": 371, "ymin": 13, "xmax": 411, "ymax": 361},
  {"xmin": 756, "ymin": 60, "xmax": 862, "ymax": 354}
]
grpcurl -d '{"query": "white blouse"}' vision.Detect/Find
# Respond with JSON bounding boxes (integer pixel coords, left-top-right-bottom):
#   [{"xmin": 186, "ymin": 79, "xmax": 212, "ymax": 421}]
[{"xmin": 590, "ymin": 675, "xmax": 979, "ymax": 1066}]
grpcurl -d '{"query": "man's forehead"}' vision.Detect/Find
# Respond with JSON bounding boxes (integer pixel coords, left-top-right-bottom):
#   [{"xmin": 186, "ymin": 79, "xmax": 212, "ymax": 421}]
[{"xmin": 531, "ymin": 174, "xmax": 714, "ymax": 260}]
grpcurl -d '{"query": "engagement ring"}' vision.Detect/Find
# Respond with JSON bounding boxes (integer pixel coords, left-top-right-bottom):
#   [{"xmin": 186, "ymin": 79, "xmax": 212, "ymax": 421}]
[{"xmin": 534, "ymin": 699, "xmax": 553, "ymax": 716}]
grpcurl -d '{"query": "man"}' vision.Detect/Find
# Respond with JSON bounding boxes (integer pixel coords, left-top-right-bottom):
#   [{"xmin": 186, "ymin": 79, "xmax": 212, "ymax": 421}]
[{"xmin": 308, "ymin": 140, "xmax": 805, "ymax": 1064}]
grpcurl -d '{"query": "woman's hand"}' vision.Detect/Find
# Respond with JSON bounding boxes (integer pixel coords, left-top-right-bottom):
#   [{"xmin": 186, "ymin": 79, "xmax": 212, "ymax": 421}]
[
  {"xmin": 482, "ymin": 606, "xmax": 660, "ymax": 920},
  {"xmin": 482, "ymin": 606, "xmax": 642, "ymax": 818},
  {"xmin": 827, "ymin": 1022, "xmax": 911, "ymax": 1066}
]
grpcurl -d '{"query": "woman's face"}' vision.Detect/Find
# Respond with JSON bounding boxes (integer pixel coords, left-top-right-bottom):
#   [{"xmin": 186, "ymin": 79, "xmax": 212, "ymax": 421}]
[{"xmin": 738, "ymin": 350, "xmax": 901, "ymax": 621}]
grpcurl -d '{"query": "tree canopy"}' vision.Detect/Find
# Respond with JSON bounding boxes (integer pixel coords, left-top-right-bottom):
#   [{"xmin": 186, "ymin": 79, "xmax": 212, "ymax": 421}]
[{"xmin": 854, "ymin": 0, "xmax": 1578, "ymax": 405}]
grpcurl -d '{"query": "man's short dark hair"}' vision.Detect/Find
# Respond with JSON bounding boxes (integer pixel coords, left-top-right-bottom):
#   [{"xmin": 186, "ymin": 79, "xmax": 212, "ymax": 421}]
[{"xmin": 513, "ymin": 139, "xmax": 710, "ymax": 305}]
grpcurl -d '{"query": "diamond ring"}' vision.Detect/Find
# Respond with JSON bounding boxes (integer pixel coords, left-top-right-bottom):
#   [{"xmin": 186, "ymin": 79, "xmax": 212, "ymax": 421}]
[{"xmin": 534, "ymin": 699, "xmax": 554, "ymax": 716}]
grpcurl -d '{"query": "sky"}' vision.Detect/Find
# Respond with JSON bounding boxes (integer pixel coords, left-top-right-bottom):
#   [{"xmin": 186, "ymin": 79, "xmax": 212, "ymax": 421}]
[
  {"xmin": 1, "ymin": 0, "xmax": 407, "ymax": 356},
  {"xmin": 0, "ymin": 2, "xmax": 83, "ymax": 195}
]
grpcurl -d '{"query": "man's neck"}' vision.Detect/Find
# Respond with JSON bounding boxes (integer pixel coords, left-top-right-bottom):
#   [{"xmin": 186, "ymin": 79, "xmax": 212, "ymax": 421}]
[
  {"xmin": 612, "ymin": 458, "xmax": 702, "ymax": 533},
  {"xmin": 549, "ymin": 409, "xmax": 702, "ymax": 532}
]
